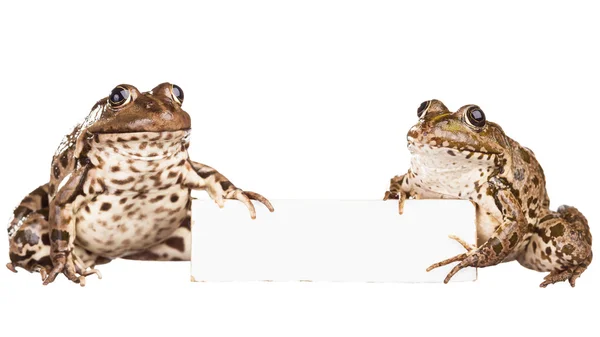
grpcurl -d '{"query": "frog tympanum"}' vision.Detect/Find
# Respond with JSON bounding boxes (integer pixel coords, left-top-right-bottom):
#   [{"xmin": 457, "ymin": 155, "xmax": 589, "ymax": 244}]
[
  {"xmin": 7, "ymin": 83, "xmax": 274, "ymax": 286},
  {"xmin": 384, "ymin": 100, "xmax": 592, "ymax": 287}
]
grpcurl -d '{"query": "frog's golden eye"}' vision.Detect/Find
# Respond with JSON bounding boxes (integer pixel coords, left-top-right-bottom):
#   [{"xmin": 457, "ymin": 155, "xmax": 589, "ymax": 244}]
[
  {"xmin": 465, "ymin": 106, "xmax": 486, "ymax": 128},
  {"xmin": 417, "ymin": 100, "xmax": 431, "ymax": 118},
  {"xmin": 108, "ymin": 86, "xmax": 131, "ymax": 107},
  {"xmin": 171, "ymin": 84, "xmax": 184, "ymax": 105}
]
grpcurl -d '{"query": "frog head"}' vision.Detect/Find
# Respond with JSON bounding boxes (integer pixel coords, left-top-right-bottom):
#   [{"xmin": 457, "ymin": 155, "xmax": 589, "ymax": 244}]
[
  {"xmin": 85, "ymin": 83, "xmax": 191, "ymax": 134},
  {"xmin": 405, "ymin": 99, "xmax": 512, "ymax": 195},
  {"xmin": 407, "ymin": 99, "xmax": 510, "ymax": 156}
]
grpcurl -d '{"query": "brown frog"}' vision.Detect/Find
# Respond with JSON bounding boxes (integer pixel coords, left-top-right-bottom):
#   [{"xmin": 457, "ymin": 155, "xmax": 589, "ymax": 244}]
[
  {"xmin": 384, "ymin": 100, "xmax": 592, "ymax": 287},
  {"xmin": 7, "ymin": 83, "xmax": 274, "ymax": 286}
]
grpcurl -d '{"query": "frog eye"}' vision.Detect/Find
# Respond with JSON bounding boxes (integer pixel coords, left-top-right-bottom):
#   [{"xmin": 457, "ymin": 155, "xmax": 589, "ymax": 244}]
[
  {"xmin": 417, "ymin": 100, "xmax": 432, "ymax": 118},
  {"xmin": 108, "ymin": 86, "xmax": 131, "ymax": 107},
  {"xmin": 171, "ymin": 84, "xmax": 184, "ymax": 104},
  {"xmin": 465, "ymin": 106, "xmax": 486, "ymax": 128}
]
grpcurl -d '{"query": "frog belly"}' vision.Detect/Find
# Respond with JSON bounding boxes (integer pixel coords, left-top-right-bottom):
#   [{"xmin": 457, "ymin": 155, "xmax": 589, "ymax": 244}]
[{"xmin": 73, "ymin": 187, "xmax": 189, "ymax": 258}]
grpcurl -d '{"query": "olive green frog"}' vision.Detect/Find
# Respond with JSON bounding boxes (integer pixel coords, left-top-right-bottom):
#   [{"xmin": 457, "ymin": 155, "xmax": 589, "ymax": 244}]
[{"xmin": 384, "ymin": 100, "xmax": 592, "ymax": 287}]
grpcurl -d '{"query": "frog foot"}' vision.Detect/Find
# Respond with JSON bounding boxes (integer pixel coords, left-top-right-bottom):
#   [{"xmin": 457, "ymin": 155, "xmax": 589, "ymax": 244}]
[
  {"xmin": 43, "ymin": 253, "xmax": 100, "ymax": 287},
  {"xmin": 226, "ymin": 189, "xmax": 275, "ymax": 219},
  {"xmin": 539, "ymin": 267, "xmax": 583, "ymax": 288},
  {"xmin": 448, "ymin": 235, "xmax": 476, "ymax": 252},
  {"xmin": 383, "ymin": 190, "xmax": 407, "ymax": 214},
  {"xmin": 6, "ymin": 262, "xmax": 17, "ymax": 273},
  {"xmin": 426, "ymin": 250, "xmax": 480, "ymax": 283},
  {"xmin": 7, "ymin": 262, "xmax": 50, "ymax": 280}
]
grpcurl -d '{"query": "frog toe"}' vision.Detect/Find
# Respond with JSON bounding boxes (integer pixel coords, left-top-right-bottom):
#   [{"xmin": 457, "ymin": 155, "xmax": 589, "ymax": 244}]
[
  {"xmin": 539, "ymin": 270, "xmax": 572, "ymax": 288},
  {"xmin": 6, "ymin": 262, "xmax": 17, "ymax": 273}
]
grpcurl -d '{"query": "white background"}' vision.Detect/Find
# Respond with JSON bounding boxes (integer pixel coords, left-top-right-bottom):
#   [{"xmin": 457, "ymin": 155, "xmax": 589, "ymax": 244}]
[{"xmin": 0, "ymin": 0, "xmax": 598, "ymax": 336}]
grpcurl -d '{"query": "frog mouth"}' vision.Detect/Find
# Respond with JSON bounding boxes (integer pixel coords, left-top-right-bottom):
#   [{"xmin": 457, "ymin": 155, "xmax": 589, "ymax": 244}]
[{"xmin": 407, "ymin": 138, "xmax": 500, "ymax": 160}]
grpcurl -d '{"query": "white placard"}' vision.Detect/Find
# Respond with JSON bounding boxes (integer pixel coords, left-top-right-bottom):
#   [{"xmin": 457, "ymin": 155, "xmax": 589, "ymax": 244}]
[{"xmin": 191, "ymin": 199, "xmax": 477, "ymax": 282}]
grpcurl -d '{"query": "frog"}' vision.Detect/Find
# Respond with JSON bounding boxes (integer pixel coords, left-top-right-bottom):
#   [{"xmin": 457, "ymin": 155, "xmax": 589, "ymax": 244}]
[
  {"xmin": 6, "ymin": 83, "xmax": 274, "ymax": 286},
  {"xmin": 383, "ymin": 99, "xmax": 592, "ymax": 287}
]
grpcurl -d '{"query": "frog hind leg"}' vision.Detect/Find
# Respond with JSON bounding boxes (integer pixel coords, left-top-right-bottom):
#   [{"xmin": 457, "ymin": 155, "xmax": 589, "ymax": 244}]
[
  {"xmin": 517, "ymin": 205, "xmax": 593, "ymax": 288},
  {"xmin": 7, "ymin": 184, "xmax": 53, "ymax": 278},
  {"xmin": 7, "ymin": 184, "xmax": 108, "ymax": 284},
  {"xmin": 7, "ymin": 210, "xmax": 53, "ymax": 279},
  {"xmin": 8, "ymin": 211, "xmax": 109, "ymax": 282},
  {"xmin": 121, "ymin": 216, "xmax": 192, "ymax": 261}
]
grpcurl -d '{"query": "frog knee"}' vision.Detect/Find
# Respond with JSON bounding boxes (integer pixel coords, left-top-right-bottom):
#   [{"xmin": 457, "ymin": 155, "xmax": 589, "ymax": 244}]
[{"xmin": 557, "ymin": 205, "xmax": 588, "ymax": 226}]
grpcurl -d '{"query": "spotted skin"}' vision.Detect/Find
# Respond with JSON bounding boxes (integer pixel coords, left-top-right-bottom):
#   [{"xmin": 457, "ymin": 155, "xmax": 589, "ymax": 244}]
[
  {"xmin": 384, "ymin": 100, "xmax": 592, "ymax": 287},
  {"xmin": 7, "ymin": 83, "xmax": 274, "ymax": 286}
]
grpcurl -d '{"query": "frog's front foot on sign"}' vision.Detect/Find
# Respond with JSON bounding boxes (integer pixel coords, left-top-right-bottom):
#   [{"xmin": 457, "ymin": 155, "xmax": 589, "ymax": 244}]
[
  {"xmin": 225, "ymin": 189, "xmax": 274, "ymax": 219},
  {"xmin": 383, "ymin": 190, "xmax": 407, "ymax": 215}
]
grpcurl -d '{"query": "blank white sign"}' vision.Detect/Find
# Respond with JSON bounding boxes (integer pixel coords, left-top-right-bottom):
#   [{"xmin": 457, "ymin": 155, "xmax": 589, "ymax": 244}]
[{"xmin": 191, "ymin": 199, "xmax": 477, "ymax": 282}]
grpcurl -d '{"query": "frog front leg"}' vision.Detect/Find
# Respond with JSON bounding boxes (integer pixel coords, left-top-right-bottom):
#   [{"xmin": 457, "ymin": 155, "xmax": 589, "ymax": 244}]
[
  {"xmin": 383, "ymin": 170, "xmax": 454, "ymax": 214},
  {"xmin": 184, "ymin": 160, "xmax": 274, "ymax": 218},
  {"xmin": 43, "ymin": 166, "xmax": 91, "ymax": 286},
  {"xmin": 426, "ymin": 178, "xmax": 528, "ymax": 283}
]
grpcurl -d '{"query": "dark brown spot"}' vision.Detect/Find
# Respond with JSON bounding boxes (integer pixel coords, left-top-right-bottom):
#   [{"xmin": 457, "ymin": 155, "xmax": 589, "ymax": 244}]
[
  {"xmin": 531, "ymin": 176, "xmax": 540, "ymax": 186},
  {"xmin": 550, "ymin": 223, "xmax": 565, "ymax": 237},
  {"xmin": 168, "ymin": 171, "xmax": 178, "ymax": 178},
  {"xmin": 165, "ymin": 237, "xmax": 185, "ymax": 252},
  {"xmin": 100, "ymin": 203, "xmax": 112, "ymax": 211},
  {"xmin": 150, "ymin": 195, "xmax": 166, "ymax": 203},
  {"xmin": 111, "ymin": 177, "xmax": 135, "ymax": 185},
  {"xmin": 528, "ymin": 208, "xmax": 537, "ymax": 218},
  {"xmin": 561, "ymin": 244, "xmax": 575, "ymax": 255},
  {"xmin": 111, "ymin": 166, "xmax": 121, "ymax": 172},
  {"xmin": 197, "ymin": 169, "xmax": 214, "ymax": 179},
  {"xmin": 520, "ymin": 148, "xmax": 531, "ymax": 163},
  {"xmin": 545, "ymin": 247, "xmax": 552, "ymax": 255},
  {"xmin": 119, "ymin": 198, "xmax": 128, "ymax": 204},
  {"xmin": 490, "ymin": 237, "xmax": 503, "ymax": 255},
  {"xmin": 112, "ymin": 215, "xmax": 122, "ymax": 221},
  {"xmin": 139, "ymin": 142, "xmax": 148, "ymax": 150},
  {"xmin": 170, "ymin": 194, "xmax": 180, "ymax": 203},
  {"xmin": 447, "ymin": 150, "xmax": 456, "ymax": 156},
  {"xmin": 60, "ymin": 152, "xmax": 69, "ymax": 168},
  {"xmin": 220, "ymin": 181, "xmax": 233, "ymax": 191},
  {"xmin": 50, "ymin": 229, "xmax": 70, "ymax": 242}
]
